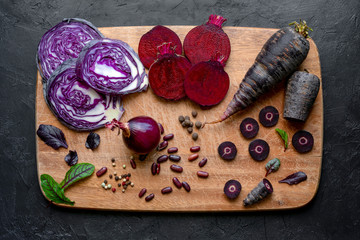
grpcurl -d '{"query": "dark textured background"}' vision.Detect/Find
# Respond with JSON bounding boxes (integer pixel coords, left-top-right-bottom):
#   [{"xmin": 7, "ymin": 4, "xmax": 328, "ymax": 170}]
[{"xmin": 1, "ymin": 0, "xmax": 359, "ymax": 239}]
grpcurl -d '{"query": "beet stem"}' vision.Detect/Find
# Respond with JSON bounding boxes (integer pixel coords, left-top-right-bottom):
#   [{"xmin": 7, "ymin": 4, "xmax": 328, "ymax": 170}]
[
  {"xmin": 208, "ymin": 14, "xmax": 227, "ymax": 28},
  {"xmin": 157, "ymin": 42, "xmax": 175, "ymax": 56}
]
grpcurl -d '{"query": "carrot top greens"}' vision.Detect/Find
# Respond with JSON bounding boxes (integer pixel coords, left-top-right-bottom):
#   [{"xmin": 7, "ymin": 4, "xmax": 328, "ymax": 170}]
[{"xmin": 289, "ymin": 19, "xmax": 313, "ymax": 38}]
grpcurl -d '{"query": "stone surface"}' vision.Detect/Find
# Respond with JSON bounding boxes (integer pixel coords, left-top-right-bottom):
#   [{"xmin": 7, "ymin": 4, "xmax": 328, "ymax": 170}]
[{"xmin": 0, "ymin": 0, "xmax": 359, "ymax": 239}]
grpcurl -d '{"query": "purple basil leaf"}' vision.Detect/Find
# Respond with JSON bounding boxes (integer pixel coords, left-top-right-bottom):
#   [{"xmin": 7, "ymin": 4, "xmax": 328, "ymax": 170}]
[
  {"xmin": 37, "ymin": 124, "xmax": 68, "ymax": 149},
  {"xmin": 85, "ymin": 132, "xmax": 100, "ymax": 150},
  {"xmin": 64, "ymin": 150, "xmax": 78, "ymax": 166},
  {"xmin": 278, "ymin": 171, "xmax": 307, "ymax": 185}
]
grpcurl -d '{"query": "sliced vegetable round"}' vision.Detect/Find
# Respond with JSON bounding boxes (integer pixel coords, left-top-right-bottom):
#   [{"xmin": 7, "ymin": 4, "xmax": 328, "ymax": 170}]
[
  {"xmin": 292, "ymin": 130, "xmax": 314, "ymax": 153},
  {"xmin": 240, "ymin": 117, "xmax": 259, "ymax": 139},
  {"xmin": 138, "ymin": 25, "xmax": 182, "ymax": 69},
  {"xmin": 149, "ymin": 43, "xmax": 191, "ymax": 100},
  {"xmin": 76, "ymin": 38, "xmax": 148, "ymax": 95},
  {"xmin": 224, "ymin": 179, "xmax": 242, "ymax": 199},
  {"xmin": 218, "ymin": 141, "xmax": 237, "ymax": 160},
  {"xmin": 259, "ymin": 106, "xmax": 279, "ymax": 127},
  {"xmin": 248, "ymin": 139, "xmax": 270, "ymax": 161},
  {"xmin": 37, "ymin": 18, "xmax": 103, "ymax": 82},
  {"xmin": 45, "ymin": 59, "xmax": 124, "ymax": 131}
]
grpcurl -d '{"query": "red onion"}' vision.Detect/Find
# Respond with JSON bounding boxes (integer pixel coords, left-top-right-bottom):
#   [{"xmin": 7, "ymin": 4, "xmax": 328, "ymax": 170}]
[{"xmin": 106, "ymin": 116, "xmax": 161, "ymax": 154}]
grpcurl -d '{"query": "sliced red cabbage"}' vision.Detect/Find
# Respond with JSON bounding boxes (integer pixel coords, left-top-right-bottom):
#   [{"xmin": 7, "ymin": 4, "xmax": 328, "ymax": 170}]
[
  {"xmin": 76, "ymin": 38, "xmax": 148, "ymax": 95},
  {"xmin": 37, "ymin": 18, "xmax": 103, "ymax": 82},
  {"xmin": 45, "ymin": 59, "xmax": 124, "ymax": 131}
]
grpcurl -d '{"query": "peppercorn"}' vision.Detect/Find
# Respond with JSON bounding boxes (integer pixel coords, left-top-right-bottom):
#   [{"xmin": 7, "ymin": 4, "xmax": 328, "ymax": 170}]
[
  {"xmin": 187, "ymin": 127, "xmax": 193, "ymax": 133},
  {"xmin": 195, "ymin": 121, "xmax": 202, "ymax": 129},
  {"xmin": 123, "ymin": 164, "xmax": 126, "ymax": 169},
  {"xmin": 126, "ymin": 176, "xmax": 129, "ymax": 181},
  {"xmin": 104, "ymin": 180, "xmax": 108, "ymax": 184},
  {"xmin": 131, "ymin": 182, "xmax": 134, "ymax": 187},
  {"xmin": 192, "ymin": 111, "xmax": 198, "ymax": 118},
  {"xmin": 115, "ymin": 176, "xmax": 119, "ymax": 181},
  {"xmin": 109, "ymin": 174, "xmax": 113, "ymax": 179},
  {"xmin": 118, "ymin": 183, "xmax": 122, "ymax": 187},
  {"xmin": 111, "ymin": 158, "xmax": 115, "ymax": 163},
  {"xmin": 185, "ymin": 116, "xmax": 190, "ymax": 121},
  {"xmin": 122, "ymin": 189, "xmax": 125, "ymax": 193},
  {"xmin": 192, "ymin": 133, "xmax": 198, "ymax": 140},
  {"xmin": 128, "ymin": 173, "xmax": 131, "ymax": 177},
  {"xmin": 178, "ymin": 115, "xmax": 185, "ymax": 123},
  {"xmin": 112, "ymin": 163, "xmax": 116, "ymax": 167}
]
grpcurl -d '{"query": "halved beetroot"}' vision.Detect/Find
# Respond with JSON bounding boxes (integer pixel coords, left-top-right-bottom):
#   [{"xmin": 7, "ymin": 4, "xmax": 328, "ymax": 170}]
[
  {"xmin": 184, "ymin": 54, "xmax": 230, "ymax": 107},
  {"xmin": 184, "ymin": 14, "xmax": 231, "ymax": 65},
  {"xmin": 149, "ymin": 42, "xmax": 191, "ymax": 100},
  {"xmin": 138, "ymin": 25, "xmax": 182, "ymax": 69}
]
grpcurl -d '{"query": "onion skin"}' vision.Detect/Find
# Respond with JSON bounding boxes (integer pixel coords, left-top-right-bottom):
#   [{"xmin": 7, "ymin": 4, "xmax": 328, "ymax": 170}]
[{"xmin": 106, "ymin": 116, "xmax": 161, "ymax": 154}]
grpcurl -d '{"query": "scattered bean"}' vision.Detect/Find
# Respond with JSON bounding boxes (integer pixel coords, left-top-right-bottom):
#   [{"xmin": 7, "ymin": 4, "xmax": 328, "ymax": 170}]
[
  {"xmin": 157, "ymin": 141, "xmax": 168, "ymax": 151},
  {"xmin": 107, "ymin": 184, "xmax": 112, "ymax": 188},
  {"xmin": 163, "ymin": 133, "xmax": 174, "ymax": 141},
  {"xmin": 188, "ymin": 153, "xmax": 199, "ymax": 161},
  {"xmin": 169, "ymin": 155, "xmax": 181, "ymax": 162},
  {"xmin": 182, "ymin": 182, "xmax": 191, "ymax": 192},
  {"xmin": 170, "ymin": 164, "xmax": 183, "ymax": 173},
  {"xmin": 178, "ymin": 115, "xmax": 185, "ymax": 123},
  {"xmin": 190, "ymin": 146, "xmax": 201, "ymax": 152},
  {"xmin": 192, "ymin": 111, "xmax": 198, "ymax": 118},
  {"xmin": 161, "ymin": 187, "xmax": 173, "ymax": 194},
  {"xmin": 157, "ymin": 155, "xmax": 168, "ymax": 163},
  {"xmin": 192, "ymin": 133, "xmax": 198, "ymax": 141},
  {"xmin": 187, "ymin": 127, "xmax": 193, "ymax": 133},
  {"xmin": 96, "ymin": 167, "xmax": 107, "ymax": 177},
  {"xmin": 112, "ymin": 188, "xmax": 116, "ymax": 193},
  {"xmin": 198, "ymin": 157, "xmax": 208, "ymax": 167},
  {"xmin": 151, "ymin": 162, "xmax": 158, "ymax": 175},
  {"xmin": 172, "ymin": 177, "xmax": 182, "ymax": 189},
  {"xmin": 157, "ymin": 163, "xmax": 161, "ymax": 174},
  {"xmin": 158, "ymin": 123, "xmax": 164, "ymax": 134},
  {"xmin": 130, "ymin": 159, "xmax": 136, "ymax": 169},
  {"xmin": 195, "ymin": 121, "xmax": 202, "ymax": 129},
  {"xmin": 145, "ymin": 193, "xmax": 155, "ymax": 202},
  {"xmin": 168, "ymin": 147, "xmax": 178, "ymax": 154},
  {"xmin": 197, "ymin": 171, "xmax": 209, "ymax": 178}
]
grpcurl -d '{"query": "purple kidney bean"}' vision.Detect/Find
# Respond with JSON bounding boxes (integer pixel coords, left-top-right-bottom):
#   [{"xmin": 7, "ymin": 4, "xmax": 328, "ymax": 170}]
[
  {"xmin": 197, "ymin": 171, "xmax": 209, "ymax": 178},
  {"xmin": 139, "ymin": 188, "xmax": 147, "ymax": 198},
  {"xmin": 157, "ymin": 141, "xmax": 168, "ymax": 151},
  {"xmin": 172, "ymin": 177, "xmax": 182, "ymax": 189},
  {"xmin": 151, "ymin": 162, "xmax": 158, "ymax": 175},
  {"xmin": 167, "ymin": 147, "xmax": 178, "ymax": 154},
  {"xmin": 161, "ymin": 186, "xmax": 173, "ymax": 194},
  {"xmin": 130, "ymin": 159, "xmax": 136, "ymax": 169},
  {"xmin": 169, "ymin": 155, "xmax": 181, "ymax": 162},
  {"xmin": 96, "ymin": 167, "xmax": 107, "ymax": 177},
  {"xmin": 188, "ymin": 153, "xmax": 199, "ymax": 161},
  {"xmin": 182, "ymin": 181, "xmax": 191, "ymax": 192},
  {"xmin": 190, "ymin": 146, "xmax": 201, "ymax": 152},
  {"xmin": 198, "ymin": 157, "xmax": 207, "ymax": 168},
  {"xmin": 170, "ymin": 164, "xmax": 183, "ymax": 173},
  {"xmin": 163, "ymin": 133, "xmax": 174, "ymax": 141},
  {"xmin": 157, "ymin": 155, "xmax": 168, "ymax": 163},
  {"xmin": 157, "ymin": 163, "xmax": 161, "ymax": 174},
  {"xmin": 145, "ymin": 193, "xmax": 155, "ymax": 202},
  {"xmin": 158, "ymin": 123, "xmax": 164, "ymax": 134}
]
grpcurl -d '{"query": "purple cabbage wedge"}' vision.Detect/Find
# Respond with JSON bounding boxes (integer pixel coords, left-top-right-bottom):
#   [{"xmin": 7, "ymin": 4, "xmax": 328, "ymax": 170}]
[
  {"xmin": 45, "ymin": 59, "xmax": 124, "ymax": 131},
  {"xmin": 76, "ymin": 38, "xmax": 148, "ymax": 96},
  {"xmin": 37, "ymin": 18, "xmax": 104, "ymax": 82}
]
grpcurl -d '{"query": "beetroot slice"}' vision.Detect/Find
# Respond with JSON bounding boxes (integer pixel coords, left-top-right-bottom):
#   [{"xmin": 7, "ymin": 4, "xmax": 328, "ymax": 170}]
[
  {"xmin": 149, "ymin": 43, "xmax": 191, "ymax": 101},
  {"xmin": 184, "ymin": 14, "xmax": 231, "ymax": 65},
  {"xmin": 138, "ymin": 25, "xmax": 182, "ymax": 69},
  {"xmin": 184, "ymin": 55, "xmax": 229, "ymax": 107}
]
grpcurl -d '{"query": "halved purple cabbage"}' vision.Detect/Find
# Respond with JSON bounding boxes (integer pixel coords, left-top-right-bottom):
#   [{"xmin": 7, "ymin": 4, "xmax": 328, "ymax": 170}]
[
  {"xmin": 37, "ymin": 18, "xmax": 103, "ymax": 82},
  {"xmin": 45, "ymin": 59, "xmax": 124, "ymax": 131},
  {"xmin": 76, "ymin": 38, "xmax": 148, "ymax": 95}
]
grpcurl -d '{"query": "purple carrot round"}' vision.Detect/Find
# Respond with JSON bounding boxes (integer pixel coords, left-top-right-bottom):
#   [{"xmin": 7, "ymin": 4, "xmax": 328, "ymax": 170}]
[{"xmin": 209, "ymin": 20, "xmax": 312, "ymax": 124}]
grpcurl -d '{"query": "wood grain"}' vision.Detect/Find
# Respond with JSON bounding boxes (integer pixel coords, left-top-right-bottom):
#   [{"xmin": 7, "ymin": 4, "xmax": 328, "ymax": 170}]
[{"xmin": 36, "ymin": 26, "xmax": 323, "ymax": 211}]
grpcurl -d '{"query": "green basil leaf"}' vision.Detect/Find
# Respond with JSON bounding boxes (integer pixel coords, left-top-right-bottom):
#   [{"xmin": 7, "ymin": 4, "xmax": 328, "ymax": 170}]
[
  {"xmin": 60, "ymin": 163, "xmax": 95, "ymax": 190},
  {"xmin": 275, "ymin": 128, "xmax": 288, "ymax": 150},
  {"xmin": 40, "ymin": 174, "xmax": 74, "ymax": 205},
  {"xmin": 265, "ymin": 158, "xmax": 281, "ymax": 177}
]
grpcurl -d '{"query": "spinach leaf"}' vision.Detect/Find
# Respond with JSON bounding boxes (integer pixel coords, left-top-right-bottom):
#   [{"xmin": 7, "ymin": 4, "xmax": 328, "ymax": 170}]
[
  {"xmin": 265, "ymin": 158, "xmax": 281, "ymax": 177},
  {"xmin": 40, "ymin": 174, "xmax": 74, "ymax": 205},
  {"xmin": 37, "ymin": 124, "xmax": 68, "ymax": 149},
  {"xmin": 60, "ymin": 163, "xmax": 95, "ymax": 190},
  {"xmin": 275, "ymin": 128, "xmax": 288, "ymax": 151}
]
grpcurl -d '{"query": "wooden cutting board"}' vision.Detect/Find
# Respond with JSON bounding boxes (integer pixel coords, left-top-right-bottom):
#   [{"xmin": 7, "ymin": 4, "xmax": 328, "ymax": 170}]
[{"xmin": 36, "ymin": 26, "xmax": 323, "ymax": 211}]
